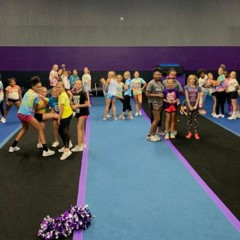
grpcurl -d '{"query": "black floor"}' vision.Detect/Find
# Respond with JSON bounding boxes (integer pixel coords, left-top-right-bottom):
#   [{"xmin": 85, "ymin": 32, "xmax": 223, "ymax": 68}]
[
  {"xmin": 0, "ymin": 118, "xmax": 82, "ymax": 240},
  {"xmin": 142, "ymin": 96, "xmax": 240, "ymax": 221}
]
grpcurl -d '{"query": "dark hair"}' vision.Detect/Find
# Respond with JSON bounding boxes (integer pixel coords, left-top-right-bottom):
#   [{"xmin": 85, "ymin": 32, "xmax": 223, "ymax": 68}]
[
  {"xmin": 31, "ymin": 76, "xmax": 41, "ymax": 87},
  {"xmin": 196, "ymin": 69, "xmax": 207, "ymax": 78},
  {"xmin": 167, "ymin": 67, "xmax": 176, "ymax": 76},
  {"xmin": 153, "ymin": 67, "xmax": 162, "ymax": 74}
]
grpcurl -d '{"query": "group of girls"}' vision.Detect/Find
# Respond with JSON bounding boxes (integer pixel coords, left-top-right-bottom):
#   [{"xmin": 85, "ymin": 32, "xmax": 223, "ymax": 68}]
[
  {"xmin": 3, "ymin": 70, "xmax": 90, "ymax": 161},
  {"xmin": 100, "ymin": 70, "xmax": 147, "ymax": 120},
  {"xmin": 196, "ymin": 65, "xmax": 240, "ymax": 120}
]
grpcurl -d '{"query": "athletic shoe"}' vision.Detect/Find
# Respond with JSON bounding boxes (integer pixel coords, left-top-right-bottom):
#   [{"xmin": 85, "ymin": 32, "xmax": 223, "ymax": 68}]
[
  {"xmin": 228, "ymin": 111, "xmax": 233, "ymax": 116},
  {"xmin": 103, "ymin": 117, "xmax": 107, "ymax": 120},
  {"xmin": 69, "ymin": 141, "xmax": 73, "ymax": 149},
  {"xmin": 186, "ymin": 132, "xmax": 192, "ymax": 139},
  {"xmin": 129, "ymin": 116, "xmax": 133, "ymax": 120},
  {"xmin": 212, "ymin": 113, "xmax": 217, "ymax": 117},
  {"xmin": 237, "ymin": 112, "xmax": 240, "ymax": 118},
  {"xmin": 114, "ymin": 118, "xmax": 118, "ymax": 120},
  {"xmin": 42, "ymin": 149, "xmax": 55, "ymax": 157},
  {"xmin": 71, "ymin": 145, "xmax": 83, "ymax": 152},
  {"xmin": 194, "ymin": 133, "xmax": 200, "ymax": 140},
  {"xmin": 139, "ymin": 111, "xmax": 142, "ymax": 116},
  {"xmin": 58, "ymin": 147, "xmax": 65, "ymax": 153},
  {"xmin": 165, "ymin": 133, "xmax": 169, "ymax": 140},
  {"xmin": 1, "ymin": 117, "xmax": 6, "ymax": 123},
  {"xmin": 215, "ymin": 114, "xmax": 221, "ymax": 118},
  {"xmin": 146, "ymin": 135, "xmax": 158, "ymax": 142},
  {"xmin": 60, "ymin": 150, "xmax": 72, "ymax": 160},
  {"xmin": 52, "ymin": 141, "xmax": 59, "ymax": 148},
  {"xmin": 37, "ymin": 143, "xmax": 43, "ymax": 149},
  {"xmin": 170, "ymin": 133, "xmax": 176, "ymax": 139},
  {"xmin": 220, "ymin": 114, "xmax": 225, "ymax": 118},
  {"xmin": 107, "ymin": 114, "xmax": 112, "ymax": 118},
  {"xmin": 153, "ymin": 134, "xmax": 161, "ymax": 141},
  {"xmin": 157, "ymin": 130, "xmax": 166, "ymax": 136},
  {"xmin": 9, "ymin": 146, "xmax": 20, "ymax": 152},
  {"xmin": 172, "ymin": 130, "xmax": 177, "ymax": 136},
  {"xmin": 82, "ymin": 144, "xmax": 87, "ymax": 148},
  {"xmin": 135, "ymin": 112, "xmax": 139, "ymax": 117}
]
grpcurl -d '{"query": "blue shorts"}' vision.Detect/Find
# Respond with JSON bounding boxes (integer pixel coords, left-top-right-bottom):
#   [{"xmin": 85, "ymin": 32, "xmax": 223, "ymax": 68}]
[{"xmin": 106, "ymin": 94, "xmax": 116, "ymax": 99}]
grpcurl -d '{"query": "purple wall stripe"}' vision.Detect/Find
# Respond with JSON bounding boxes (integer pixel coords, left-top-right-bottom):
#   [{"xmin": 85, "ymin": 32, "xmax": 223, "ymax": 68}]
[
  {"xmin": 1, "ymin": 46, "xmax": 240, "ymax": 71},
  {"xmin": 141, "ymin": 110, "xmax": 240, "ymax": 232},
  {"xmin": 72, "ymin": 117, "xmax": 90, "ymax": 240}
]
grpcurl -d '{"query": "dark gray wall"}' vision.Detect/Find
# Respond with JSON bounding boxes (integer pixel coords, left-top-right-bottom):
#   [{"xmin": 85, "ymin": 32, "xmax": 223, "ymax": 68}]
[{"xmin": 1, "ymin": 0, "xmax": 240, "ymax": 46}]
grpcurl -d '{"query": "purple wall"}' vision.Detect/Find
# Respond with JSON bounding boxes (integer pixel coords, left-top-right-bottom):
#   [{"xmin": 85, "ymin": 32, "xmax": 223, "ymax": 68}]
[{"xmin": 0, "ymin": 47, "xmax": 240, "ymax": 71}]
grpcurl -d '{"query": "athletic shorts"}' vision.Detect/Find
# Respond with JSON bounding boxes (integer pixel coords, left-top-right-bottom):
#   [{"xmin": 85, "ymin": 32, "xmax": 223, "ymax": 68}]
[
  {"xmin": 149, "ymin": 102, "xmax": 163, "ymax": 111},
  {"xmin": 227, "ymin": 91, "xmax": 238, "ymax": 99},
  {"xmin": 34, "ymin": 113, "xmax": 43, "ymax": 122},
  {"xmin": 8, "ymin": 98, "xmax": 20, "ymax": 103},
  {"xmin": 165, "ymin": 105, "xmax": 177, "ymax": 113},
  {"xmin": 133, "ymin": 93, "xmax": 142, "ymax": 102},
  {"xmin": 106, "ymin": 94, "xmax": 116, "ymax": 99},
  {"xmin": 18, "ymin": 113, "xmax": 34, "ymax": 123}
]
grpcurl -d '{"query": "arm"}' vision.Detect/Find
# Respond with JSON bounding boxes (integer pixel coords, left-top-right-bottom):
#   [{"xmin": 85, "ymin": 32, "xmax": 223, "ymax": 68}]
[
  {"xmin": 194, "ymin": 92, "xmax": 201, "ymax": 109},
  {"xmin": 18, "ymin": 86, "xmax": 22, "ymax": 101},
  {"xmin": 58, "ymin": 104, "xmax": 64, "ymax": 124},
  {"xmin": 141, "ymin": 82, "xmax": 147, "ymax": 91},
  {"xmin": 145, "ymin": 91, "xmax": 163, "ymax": 98}
]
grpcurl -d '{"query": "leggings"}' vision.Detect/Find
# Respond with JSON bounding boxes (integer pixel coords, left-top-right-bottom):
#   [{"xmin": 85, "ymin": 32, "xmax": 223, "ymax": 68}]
[
  {"xmin": 216, "ymin": 91, "xmax": 226, "ymax": 115},
  {"xmin": 0, "ymin": 101, "xmax": 4, "ymax": 116},
  {"xmin": 187, "ymin": 109, "xmax": 199, "ymax": 133},
  {"xmin": 58, "ymin": 114, "xmax": 72, "ymax": 148},
  {"xmin": 123, "ymin": 95, "xmax": 132, "ymax": 112}
]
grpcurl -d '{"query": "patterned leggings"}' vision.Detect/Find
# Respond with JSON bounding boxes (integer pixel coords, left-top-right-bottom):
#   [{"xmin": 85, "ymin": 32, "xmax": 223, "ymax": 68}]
[{"xmin": 187, "ymin": 109, "xmax": 199, "ymax": 133}]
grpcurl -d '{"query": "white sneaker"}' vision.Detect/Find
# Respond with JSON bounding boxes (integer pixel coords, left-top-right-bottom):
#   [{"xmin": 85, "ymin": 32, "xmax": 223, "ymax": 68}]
[
  {"xmin": 1, "ymin": 117, "xmax": 6, "ymax": 123},
  {"xmin": 237, "ymin": 113, "xmax": 240, "ymax": 118},
  {"xmin": 60, "ymin": 150, "xmax": 72, "ymax": 160},
  {"xmin": 228, "ymin": 115, "xmax": 236, "ymax": 120},
  {"xmin": 146, "ymin": 135, "xmax": 158, "ymax": 142},
  {"xmin": 58, "ymin": 147, "xmax": 65, "ymax": 153},
  {"xmin": 37, "ymin": 143, "xmax": 43, "ymax": 149},
  {"xmin": 107, "ymin": 114, "xmax": 112, "ymax": 118},
  {"xmin": 172, "ymin": 130, "xmax": 177, "ymax": 136},
  {"xmin": 153, "ymin": 134, "xmax": 161, "ymax": 141},
  {"xmin": 69, "ymin": 141, "xmax": 73, "ymax": 148},
  {"xmin": 103, "ymin": 117, "xmax": 107, "ymax": 120},
  {"xmin": 52, "ymin": 141, "xmax": 59, "ymax": 148},
  {"xmin": 135, "ymin": 112, "xmax": 139, "ymax": 117},
  {"xmin": 215, "ymin": 114, "xmax": 221, "ymax": 118},
  {"xmin": 129, "ymin": 116, "xmax": 133, "ymax": 120},
  {"xmin": 82, "ymin": 144, "xmax": 87, "ymax": 148},
  {"xmin": 139, "ymin": 111, "xmax": 142, "ymax": 116},
  {"xmin": 9, "ymin": 146, "xmax": 20, "ymax": 152},
  {"xmin": 42, "ymin": 149, "xmax": 55, "ymax": 157},
  {"xmin": 71, "ymin": 145, "xmax": 83, "ymax": 152},
  {"xmin": 220, "ymin": 114, "xmax": 225, "ymax": 118}
]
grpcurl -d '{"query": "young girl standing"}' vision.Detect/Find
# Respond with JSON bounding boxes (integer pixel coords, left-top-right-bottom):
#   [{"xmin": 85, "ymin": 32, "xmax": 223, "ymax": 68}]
[
  {"xmin": 9, "ymin": 76, "xmax": 55, "ymax": 157},
  {"xmin": 197, "ymin": 69, "xmax": 208, "ymax": 114},
  {"xmin": 1, "ymin": 78, "xmax": 22, "ymax": 123},
  {"xmin": 82, "ymin": 67, "xmax": 91, "ymax": 104},
  {"xmin": 131, "ymin": 71, "xmax": 147, "ymax": 116},
  {"xmin": 184, "ymin": 75, "xmax": 201, "ymax": 140},
  {"xmin": 0, "ymin": 75, "xmax": 4, "ymax": 121},
  {"xmin": 207, "ymin": 72, "xmax": 217, "ymax": 117},
  {"xmin": 163, "ymin": 79, "xmax": 179, "ymax": 139},
  {"xmin": 226, "ymin": 71, "xmax": 239, "ymax": 120},
  {"xmin": 146, "ymin": 69, "xmax": 165, "ymax": 142},
  {"xmin": 116, "ymin": 74, "xmax": 124, "ymax": 118},
  {"xmin": 56, "ymin": 81, "xmax": 73, "ymax": 160},
  {"xmin": 49, "ymin": 64, "xmax": 59, "ymax": 88},
  {"xmin": 71, "ymin": 80, "xmax": 90, "ymax": 152}
]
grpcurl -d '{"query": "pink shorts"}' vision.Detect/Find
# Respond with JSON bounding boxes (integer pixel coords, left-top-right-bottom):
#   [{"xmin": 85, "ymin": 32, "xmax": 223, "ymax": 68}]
[
  {"xmin": 18, "ymin": 113, "xmax": 34, "ymax": 123},
  {"xmin": 165, "ymin": 105, "xmax": 177, "ymax": 113}
]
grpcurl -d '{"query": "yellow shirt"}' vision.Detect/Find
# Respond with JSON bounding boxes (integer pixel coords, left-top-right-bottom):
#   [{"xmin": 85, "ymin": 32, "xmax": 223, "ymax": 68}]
[{"xmin": 58, "ymin": 91, "xmax": 73, "ymax": 119}]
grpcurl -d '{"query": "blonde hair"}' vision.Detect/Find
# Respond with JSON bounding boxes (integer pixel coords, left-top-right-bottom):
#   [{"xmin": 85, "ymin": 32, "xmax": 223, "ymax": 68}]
[
  {"xmin": 124, "ymin": 71, "xmax": 131, "ymax": 78},
  {"xmin": 187, "ymin": 75, "xmax": 198, "ymax": 86}
]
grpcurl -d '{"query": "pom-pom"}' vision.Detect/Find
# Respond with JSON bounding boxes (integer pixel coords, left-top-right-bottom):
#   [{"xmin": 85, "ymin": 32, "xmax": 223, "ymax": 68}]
[{"xmin": 38, "ymin": 205, "xmax": 93, "ymax": 239}]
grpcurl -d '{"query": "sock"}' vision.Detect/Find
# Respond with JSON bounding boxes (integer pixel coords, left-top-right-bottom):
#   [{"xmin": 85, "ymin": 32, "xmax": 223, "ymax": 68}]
[
  {"xmin": 42, "ymin": 144, "xmax": 48, "ymax": 151},
  {"xmin": 12, "ymin": 140, "xmax": 18, "ymax": 148}
]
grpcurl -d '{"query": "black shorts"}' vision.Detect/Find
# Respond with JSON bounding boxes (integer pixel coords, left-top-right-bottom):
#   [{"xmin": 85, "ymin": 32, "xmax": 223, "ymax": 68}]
[
  {"xmin": 8, "ymin": 98, "xmax": 20, "ymax": 103},
  {"xmin": 227, "ymin": 91, "xmax": 238, "ymax": 99},
  {"xmin": 34, "ymin": 113, "xmax": 43, "ymax": 122}
]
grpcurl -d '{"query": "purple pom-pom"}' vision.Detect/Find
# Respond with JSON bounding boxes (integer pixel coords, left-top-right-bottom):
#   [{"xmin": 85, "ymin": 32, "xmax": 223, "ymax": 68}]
[{"xmin": 38, "ymin": 205, "xmax": 93, "ymax": 239}]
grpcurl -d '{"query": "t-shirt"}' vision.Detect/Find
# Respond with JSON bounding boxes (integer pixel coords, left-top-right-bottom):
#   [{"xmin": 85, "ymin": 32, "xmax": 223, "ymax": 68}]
[
  {"xmin": 107, "ymin": 79, "xmax": 117, "ymax": 96},
  {"xmin": 18, "ymin": 89, "xmax": 40, "ymax": 115},
  {"xmin": 6, "ymin": 85, "xmax": 20, "ymax": 100},
  {"xmin": 198, "ymin": 75, "xmax": 208, "ymax": 92},
  {"xmin": 49, "ymin": 70, "xmax": 59, "ymax": 87},
  {"xmin": 58, "ymin": 91, "xmax": 73, "ymax": 119},
  {"xmin": 82, "ymin": 73, "xmax": 91, "ymax": 92},
  {"xmin": 0, "ymin": 81, "xmax": 4, "ymax": 101},
  {"xmin": 163, "ymin": 88, "xmax": 179, "ymax": 109},
  {"xmin": 131, "ymin": 78, "xmax": 146, "ymax": 95},
  {"xmin": 49, "ymin": 96, "xmax": 59, "ymax": 113},
  {"xmin": 124, "ymin": 79, "xmax": 132, "ymax": 96},
  {"xmin": 216, "ymin": 74, "xmax": 226, "ymax": 92},
  {"xmin": 69, "ymin": 74, "xmax": 80, "ymax": 89},
  {"xmin": 184, "ymin": 85, "xmax": 202, "ymax": 107},
  {"xmin": 226, "ymin": 78, "xmax": 239, "ymax": 92},
  {"xmin": 146, "ymin": 80, "xmax": 165, "ymax": 104},
  {"xmin": 36, "ymin": 97, "xmax": 49, "ymax": 114},
  {"xmin": 61, "ymin": 75, "xmax": 70, "ymax": 90},
  {"xmin": 73, "ymin": 90, "xmax": 89, "ymax": 116},
  {"xmin": 116, "ymin": 82, "xmax": 124, "ymax": 97},
  {"xmin": 163, "ymin": 79, "xmax": 183, "ymax": 93}
]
